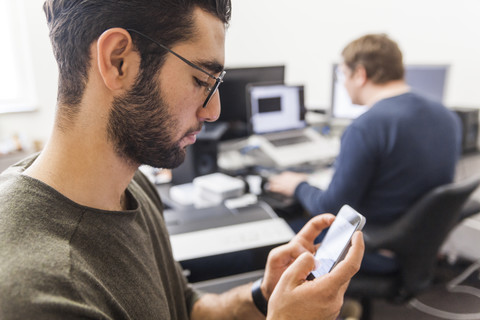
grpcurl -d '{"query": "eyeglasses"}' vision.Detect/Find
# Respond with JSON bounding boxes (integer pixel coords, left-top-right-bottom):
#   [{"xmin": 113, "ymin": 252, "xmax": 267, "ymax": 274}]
[{"xmin": 126, "ymin": 28, "xmax": 226, "ymax": 108}]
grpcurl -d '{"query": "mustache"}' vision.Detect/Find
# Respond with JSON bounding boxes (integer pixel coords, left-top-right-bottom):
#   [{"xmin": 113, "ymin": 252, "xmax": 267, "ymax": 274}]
[{"xmin": 186, "ymin": 122, "xmax": 204, "ymax": 135}]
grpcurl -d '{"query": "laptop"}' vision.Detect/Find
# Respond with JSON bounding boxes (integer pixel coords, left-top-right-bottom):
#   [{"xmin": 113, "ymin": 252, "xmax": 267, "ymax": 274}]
[{"xmin": 246, "ymin": 83, "xmax": 340, "ymax": 168}]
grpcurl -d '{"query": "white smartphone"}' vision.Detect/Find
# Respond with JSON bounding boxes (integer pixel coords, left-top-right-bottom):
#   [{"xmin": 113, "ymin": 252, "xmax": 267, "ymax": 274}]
[{"xmin": 308, "ymin": 205, "xmax": 366, "ymax": 279}]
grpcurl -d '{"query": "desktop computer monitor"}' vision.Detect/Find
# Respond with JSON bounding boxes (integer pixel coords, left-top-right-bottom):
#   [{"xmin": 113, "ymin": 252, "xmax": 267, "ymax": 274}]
[
  {"xmin": 246, "ymin": 83, "xmax": 306, "ymax": 135},
  {"xmin": 329, "ymin": 64, "xmax": 449, "ymax": 120},
  {"xmin": 217, "ymin": 65, "xmax": 285, "ymax": 140}
]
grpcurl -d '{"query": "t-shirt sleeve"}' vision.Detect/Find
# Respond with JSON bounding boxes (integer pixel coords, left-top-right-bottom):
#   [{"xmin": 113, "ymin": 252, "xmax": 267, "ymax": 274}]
[{"xmin": 174, "ymin": 261, "xmax": 205, "ymax": 316}]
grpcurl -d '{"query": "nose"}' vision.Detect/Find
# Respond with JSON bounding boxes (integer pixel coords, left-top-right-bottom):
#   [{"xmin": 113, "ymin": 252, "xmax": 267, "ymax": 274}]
[{"xmin": 197, "ymin": 92, "xmax": 221, "ymax": 122}]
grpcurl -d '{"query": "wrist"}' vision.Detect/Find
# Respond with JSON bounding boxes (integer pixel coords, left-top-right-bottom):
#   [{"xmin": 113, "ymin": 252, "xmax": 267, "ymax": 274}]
[
  {"xmin": 251, "ymin": 277, "xmax": 268, "ymax": 316},
  {"xmin": 260, "ymin": 279, "xmax": 270, "ymax": 300}
]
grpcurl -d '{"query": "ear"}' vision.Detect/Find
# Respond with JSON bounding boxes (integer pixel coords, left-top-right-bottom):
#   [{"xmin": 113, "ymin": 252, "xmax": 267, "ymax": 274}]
[
  {"xmin": 96, "ymin": 28, "xmax": 139, "ymax": 92},
  {"xmin": 352, "ymin": 65, "xmax": 368, "ymax": 86}
]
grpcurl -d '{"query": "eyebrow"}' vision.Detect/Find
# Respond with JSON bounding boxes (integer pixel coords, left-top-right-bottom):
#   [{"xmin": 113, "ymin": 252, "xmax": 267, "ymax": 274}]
[{"xmin": 193, "ymin": 59, "xmax": 225, "ymax": 75}]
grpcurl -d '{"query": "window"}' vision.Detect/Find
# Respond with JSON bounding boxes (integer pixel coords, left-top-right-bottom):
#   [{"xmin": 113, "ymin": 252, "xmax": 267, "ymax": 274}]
[{"xmin": 0, "ymin": 0, "xmax": 37, "ymax": 114}]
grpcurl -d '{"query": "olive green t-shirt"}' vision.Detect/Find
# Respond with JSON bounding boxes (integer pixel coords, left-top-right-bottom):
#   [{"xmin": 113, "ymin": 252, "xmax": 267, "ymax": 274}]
[{"xmin": 0, "ymin": 155, "xmax": 201, "ymax": 319}]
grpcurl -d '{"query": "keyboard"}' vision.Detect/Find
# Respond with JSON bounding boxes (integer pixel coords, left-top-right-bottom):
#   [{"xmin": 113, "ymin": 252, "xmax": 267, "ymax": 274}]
[
  {"xmin": 169, "ymin": 218, "xmax": 295, "ymax": 261},
  {"xmin": 269, "ymin": 135, "xmax": 311, "ymax": 147},
  {"xmin": 264, "ymin": 128, "xmax": 341, "ymax": 168}
]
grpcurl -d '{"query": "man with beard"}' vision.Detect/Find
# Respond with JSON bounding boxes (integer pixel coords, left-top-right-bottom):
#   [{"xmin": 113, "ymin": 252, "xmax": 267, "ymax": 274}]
[{"xmin": 0, "ymin": 1, "xmax": 364, "ymax": 319}]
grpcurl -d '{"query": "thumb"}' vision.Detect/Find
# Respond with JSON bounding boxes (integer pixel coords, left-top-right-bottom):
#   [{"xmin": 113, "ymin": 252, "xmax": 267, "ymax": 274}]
[{"xmin": 277, "ymin": 252, "xmax": 316, "ymax": 291}]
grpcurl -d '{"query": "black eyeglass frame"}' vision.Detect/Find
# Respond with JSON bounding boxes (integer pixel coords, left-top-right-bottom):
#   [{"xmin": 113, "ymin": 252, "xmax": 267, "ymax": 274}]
[{"xmin": 126, "ymin": 28, "xmax": 226, "ymax": 108}]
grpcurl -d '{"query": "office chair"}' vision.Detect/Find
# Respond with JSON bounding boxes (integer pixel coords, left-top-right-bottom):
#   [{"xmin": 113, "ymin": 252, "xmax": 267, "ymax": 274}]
[{"xmin": 345, "ymin": 176, "xmax": 480, "ymax": 320}]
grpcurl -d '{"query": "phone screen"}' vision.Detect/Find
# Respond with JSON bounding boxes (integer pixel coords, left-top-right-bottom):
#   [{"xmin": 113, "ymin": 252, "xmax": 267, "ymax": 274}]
[{"xmin": 309, "ymin": 205, "xmax": 365, "ymax": 278}]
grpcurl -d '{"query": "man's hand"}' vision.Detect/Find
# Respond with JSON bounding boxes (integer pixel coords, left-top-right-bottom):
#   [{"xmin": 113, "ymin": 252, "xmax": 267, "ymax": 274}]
[
  {"xmin": 261, "ymin": 214, "xmax": 335, "ymax": 299},
  {"xmin": 268, "ymin": 231, "xmax": 364, "ymax": 320},
  {"xmin": 191, "ymin": 214, "xmax": 364, "ymax": 320},
  {"xmin": 262, "ymin": 215, "xmax": 364, "ymax": 319},
  {"xmin": 267, "ymin": 171, "xmax": 309, "ymax": 197}
]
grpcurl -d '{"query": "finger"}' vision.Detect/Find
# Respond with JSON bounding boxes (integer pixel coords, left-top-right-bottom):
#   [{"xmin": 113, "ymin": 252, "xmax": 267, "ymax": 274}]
[
  {"xmin": 338, "ymin": 279, "xmax": 350, "ymax": 294},
  {"xmin": 268, "ymin": 173, "xmax": 284, "ymax": 184},
  {"xmin": 292, "ymin": 214, "xmax": 335, "ymax": 247},
  {"xmin": 286, "ymin": 241, "xmax": 312, "ymax": 261},
  {"xmin": 325, "ymin": 231, "xmax": 364, "ymax": 285},
  {"xmin": 266, "ymin": 179, "xmax": 284, "ymax": 193},
  {"xmin": 268, "ymin": 240, "xmax": 312, "ymax": 272},
  {"xmin": 268, "ymin": 184, "xmax": 288, "ymax": 196},
  {"xmin": 279, "ymin": 252, "xmax": 316, "ymax": 288}
]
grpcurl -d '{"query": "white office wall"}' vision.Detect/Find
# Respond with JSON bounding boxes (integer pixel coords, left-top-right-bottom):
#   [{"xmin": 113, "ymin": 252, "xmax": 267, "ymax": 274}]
[
  {"xmin": 1, "ymin": 0, "xmax": 479, "ymax": 145},
  {"xmin": 226, "ymin": 0, "xmax": 480, "ymax": 109},
  {"xmin": 0, "ymin": 0, "xmax": 56, "ymax": 145}
]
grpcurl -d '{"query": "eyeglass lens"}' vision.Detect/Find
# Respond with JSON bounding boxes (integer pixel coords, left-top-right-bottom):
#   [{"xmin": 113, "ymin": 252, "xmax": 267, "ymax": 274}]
[{"xmin": 202, "ymin": 70, "xmax": 226, "ymax": 108}]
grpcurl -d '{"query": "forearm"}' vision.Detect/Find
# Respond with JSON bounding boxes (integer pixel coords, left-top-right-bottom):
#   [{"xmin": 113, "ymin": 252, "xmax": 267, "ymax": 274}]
[
  {"xmin": 191, "ymin": 283, "xmax": 264, "ymax": 320},
  {"xmin": 295, "ymin": 182, "xmax": 327, "ymax": 215}
]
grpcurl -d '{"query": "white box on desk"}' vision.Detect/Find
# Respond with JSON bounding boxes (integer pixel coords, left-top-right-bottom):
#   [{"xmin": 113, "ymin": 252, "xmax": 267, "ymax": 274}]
[{"xmin": 193, "ymin": 172, "xmax": 245, "ymax": 203}]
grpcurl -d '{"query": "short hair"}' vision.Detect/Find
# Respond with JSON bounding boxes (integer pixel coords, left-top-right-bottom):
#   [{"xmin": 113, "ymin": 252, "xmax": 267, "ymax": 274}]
[
  {"xmin": 341, "ymin": 33, "xmax": 404, "ymax": 84},
  {"xmin": 43, "ymin": 0, "xmax": 232, "ymax": 122}
]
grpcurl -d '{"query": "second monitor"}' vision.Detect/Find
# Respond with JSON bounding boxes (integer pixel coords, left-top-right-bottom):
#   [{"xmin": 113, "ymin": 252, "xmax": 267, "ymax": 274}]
[
  {"xmin": 329, "ymin": 64, "xmax": 450, "ymax": 120},
  {"xmin": 218, "ymin": 65, "xmax": 285, "ymax": 140}
]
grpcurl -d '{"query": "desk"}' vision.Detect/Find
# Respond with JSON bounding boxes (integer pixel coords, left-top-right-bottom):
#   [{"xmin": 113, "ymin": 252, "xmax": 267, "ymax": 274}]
[
  {"xmin": 156, "ymin": 184, "xmax": 295, "ymax": 283},
  {"xmin": 157, "ymin": 150, "xmax": 480, "ymax": 288}
]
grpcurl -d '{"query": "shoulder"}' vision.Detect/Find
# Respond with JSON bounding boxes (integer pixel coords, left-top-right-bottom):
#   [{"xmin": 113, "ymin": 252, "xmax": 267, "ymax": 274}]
[
  {"xmin": 357, "ymin": 92, "xmax": 451, "ymax": 125},
  {"xmin": 0, "ymin": 204, "xmax": 80, "ymax": 318},
  {"xmin": 0, "ymin": 170, "xmax": 110, "ymax": 318},
  {"xmin": 0, "ymin": 174, "xmax": 80, "ymax": 273},
  {"xmin": 346, "ymin": 106, "xmax": 386, "ymax": 135},
  {"xmin": 1, "ymin": 162, "xmax": 86, "ymax": 314}
]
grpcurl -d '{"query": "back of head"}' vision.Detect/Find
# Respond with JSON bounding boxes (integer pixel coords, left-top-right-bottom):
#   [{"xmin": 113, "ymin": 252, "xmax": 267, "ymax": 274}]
[
  {"xmin": 341, "ymin": 33, "xmax": 404, "ymax": 84},
  {"xmin": 43, "ymin": 0, "xmax": 231, "ymax": 123}
]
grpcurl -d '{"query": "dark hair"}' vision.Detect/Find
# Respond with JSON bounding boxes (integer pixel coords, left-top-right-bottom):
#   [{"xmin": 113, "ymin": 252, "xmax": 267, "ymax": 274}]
[
  {"xmin": 341, "ymin": 33, "xmax": 404, "ymax": 84},
  {"xmin": 43, "ymin": 0, "xmax": 231, "ymax": 122}
]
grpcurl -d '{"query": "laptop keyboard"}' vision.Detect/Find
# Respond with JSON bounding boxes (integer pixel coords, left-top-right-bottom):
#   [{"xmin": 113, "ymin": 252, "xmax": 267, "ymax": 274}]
[{"xmin": 269, "ymin": 135, "xmax": 311, "ymax": 147}]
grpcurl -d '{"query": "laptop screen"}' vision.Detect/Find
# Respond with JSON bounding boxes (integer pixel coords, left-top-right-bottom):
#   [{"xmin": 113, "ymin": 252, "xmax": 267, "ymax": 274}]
[{"xmin": 247, "ymin": 83, "xmax": 306, "ymax": 134}]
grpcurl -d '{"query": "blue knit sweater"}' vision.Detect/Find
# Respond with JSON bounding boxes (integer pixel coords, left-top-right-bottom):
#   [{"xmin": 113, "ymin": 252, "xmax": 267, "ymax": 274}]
[{"xmin": 295, "ymin": 92, "xmax": 462, "ymax": 225}]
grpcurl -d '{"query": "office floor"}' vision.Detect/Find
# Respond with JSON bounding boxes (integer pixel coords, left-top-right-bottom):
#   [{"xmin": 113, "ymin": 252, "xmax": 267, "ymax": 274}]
[{"xmin": 369, "ymin": 258, "xmax": 480, "ymax": 320}]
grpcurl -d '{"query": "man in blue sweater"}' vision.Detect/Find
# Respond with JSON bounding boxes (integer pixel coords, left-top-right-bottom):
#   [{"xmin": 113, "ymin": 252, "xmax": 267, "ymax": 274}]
[{"xmin": 268, "ymin": 33, "xmax": 462, "ymax": 273}]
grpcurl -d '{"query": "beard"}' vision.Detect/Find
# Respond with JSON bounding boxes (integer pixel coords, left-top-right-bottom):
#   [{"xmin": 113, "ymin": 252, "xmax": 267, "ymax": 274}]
[{"xmin": 107, "ymin": 69, "xmax": 191, "ymax": 169}]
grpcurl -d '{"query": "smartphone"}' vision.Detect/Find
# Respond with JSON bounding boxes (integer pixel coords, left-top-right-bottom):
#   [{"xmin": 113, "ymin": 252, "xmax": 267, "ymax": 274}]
[{"xmin": 307, "ymin": 205, "xmax": 366, "ymax": 279}]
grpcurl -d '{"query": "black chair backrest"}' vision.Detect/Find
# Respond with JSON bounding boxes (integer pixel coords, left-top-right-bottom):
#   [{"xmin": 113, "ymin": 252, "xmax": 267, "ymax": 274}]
[{"xmin": 363, "ymin": 176, "xmax": 480, "ymax": 297}]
